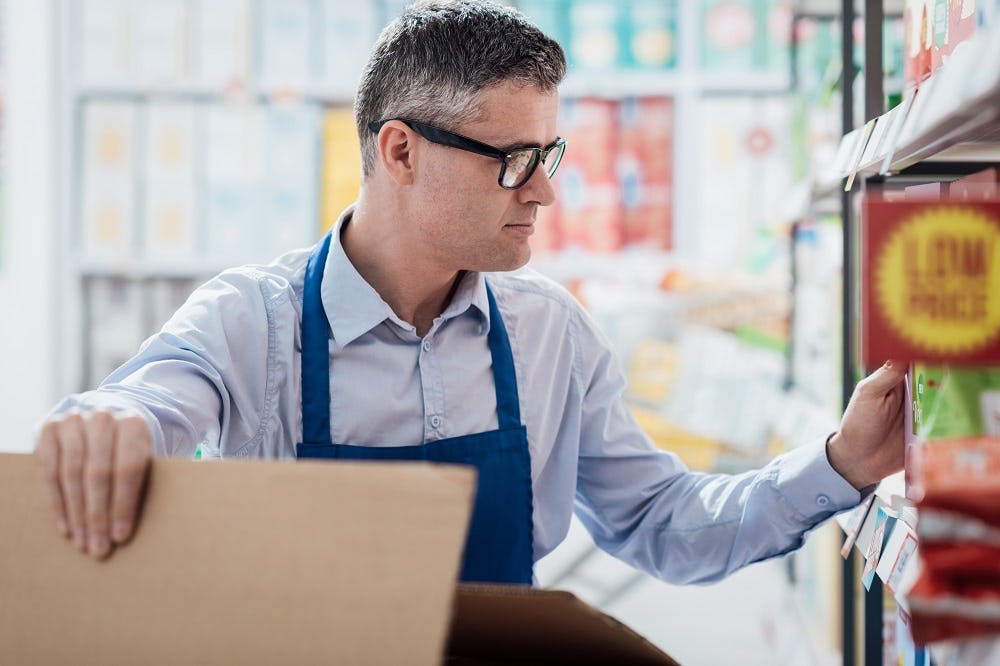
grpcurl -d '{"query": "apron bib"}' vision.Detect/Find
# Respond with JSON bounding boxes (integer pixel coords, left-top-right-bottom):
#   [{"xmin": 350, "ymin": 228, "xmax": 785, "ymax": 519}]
[{"xmin": 296, "ymin": 231, "xmax": 534, "ymax": 584}]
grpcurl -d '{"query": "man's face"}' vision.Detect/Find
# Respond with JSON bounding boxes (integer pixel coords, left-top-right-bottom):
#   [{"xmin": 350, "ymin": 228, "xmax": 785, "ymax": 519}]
[{"xmin": 410, "ymin": 81, "xmax": 559, "ymax": 274}]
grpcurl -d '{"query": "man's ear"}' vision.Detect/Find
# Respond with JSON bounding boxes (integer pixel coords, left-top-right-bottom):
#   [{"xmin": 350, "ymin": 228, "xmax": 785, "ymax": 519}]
[{"xmin": 375, "ymin": 121, "xmax": 417, "ymax": 186}]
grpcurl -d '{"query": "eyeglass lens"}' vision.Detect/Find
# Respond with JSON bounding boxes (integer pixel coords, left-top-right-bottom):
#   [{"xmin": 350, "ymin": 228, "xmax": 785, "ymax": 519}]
[{"xmin": 501, "ymin": 141, "xmax": 566, "ymax": 189}]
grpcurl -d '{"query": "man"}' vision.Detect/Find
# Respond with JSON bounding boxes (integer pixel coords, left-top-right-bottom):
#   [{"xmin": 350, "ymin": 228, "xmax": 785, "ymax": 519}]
[{"xmin": 36, "ymin": 1, "xmax": 905, "ymax": 585}]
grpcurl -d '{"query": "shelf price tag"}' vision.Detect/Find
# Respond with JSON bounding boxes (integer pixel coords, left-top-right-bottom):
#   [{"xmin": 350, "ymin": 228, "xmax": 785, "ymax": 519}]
[{"xmin": 862, "ymin": 200, "xmax": 1000, "ymax": 364}]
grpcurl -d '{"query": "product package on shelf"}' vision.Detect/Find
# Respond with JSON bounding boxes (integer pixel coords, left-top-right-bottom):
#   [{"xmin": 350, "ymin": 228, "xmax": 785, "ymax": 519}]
[
  {"xmin": 907, "ymin": 443, "xmax": 1000, "ymax": 643},
  {"xmin": 618, "ymin": 97, "xmax": 673, "ymax": 249},
  {"xmin": 622, "ymin": 0, "xmax": 679, "ymax": 70},
  {"xmin": 701, "ymin": 0, "xmax": 791, "ymax": 77},
  {"xmin": 701, "ymin": 0, "xmax": 757, "ymax": 73},
  {"xmin": 663, "ymin": 325, "xmax": 786, "ymax": 464},
  {"xmin": 793, "ymin": 16, "xmax": 840, "ymax": 95},
  {"xmin": 555, "ymin": 97, "xmax": 622, "ymax": 251},
  {"xmin": 695, "ymin": 96, "xmax": 793, "ymax": 268},
  {"xmin": 517, "ymin": 0, "xmax": 567, "ymax": 48},
  {"xmin": 528, "ymin": 196, "xmax": 563, "ymax": 255},
  {"xmin": 554, "ymin": 95, "xmax": 677, "ymax": 252},
  {"xmin": 904, "ymin": 364, "xmax": 1000, "ymax": 644},
  {"xmin": 81, "ymin": 100, "xmax": 138, "ymax": 263},
  {"xmin": 950, "ymin": 167, "xmax": 1000, "ymax": 202},
  {"xmin": 911, "ymin": 366, "xmax": 1000, "ymax": 444},
  {"xmin": 141, "ymin": 102, "xmax": 197, "ymax": 264},
  {"xmin": 625, "ymin": 338, "xmax": 726, "ymax": 471},
  {"xmin": 903, "ymin": 0, "xmax": 980, "ymax": 89},
  {"xmin": 861, "ymin": 199, "xmax": 1000, "ymax": 367},
  {"xmin": 565, "ymin": 0, "xmax": 622, "ymax": 71},
  {"xmin": 522, "ymin": 0, "xmax": 679, "ymax": 73},
  {"xmin": 790, "ymin": 219, "xmax": 843, "ymax": 414}
]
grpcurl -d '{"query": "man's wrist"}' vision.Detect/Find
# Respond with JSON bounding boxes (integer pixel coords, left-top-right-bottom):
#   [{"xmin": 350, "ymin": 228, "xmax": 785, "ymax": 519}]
[{"xmin": 825, "ymin": 431, "xmax": 866, "ymax": 491}]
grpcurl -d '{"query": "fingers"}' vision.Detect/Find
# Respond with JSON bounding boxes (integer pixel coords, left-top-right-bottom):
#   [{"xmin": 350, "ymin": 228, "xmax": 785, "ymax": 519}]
[
  {"xmin": 83, "ymin": 411, "xmax": 114, "ymax": 558},
  {"xmin": 858, "ymin": 359, "xmax": 907, "ymax": 398},
  {"xmin": 34, "ymin": 409, "xmax": 153, "ymax": 559},
  {"xmin": 58, "ymin": 413, "xmax": 89, "ymax": 552},
  {"xmin": 35, "ymin": 421, "xmax": 69, "ymax": 538},
  {"xmin": 110, "ymin": 415, "xmax": 152, "ymax": 545}
]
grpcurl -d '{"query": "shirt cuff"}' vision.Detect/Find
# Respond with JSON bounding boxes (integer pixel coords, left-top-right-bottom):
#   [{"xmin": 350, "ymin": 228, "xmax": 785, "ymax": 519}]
[
  {"xmin": 774, "ymin": 435, "xmax": 864, "ymax": 521},
  {"xmin": 41, "ymin": 390, "xmax": 167, "ymax": 456}
]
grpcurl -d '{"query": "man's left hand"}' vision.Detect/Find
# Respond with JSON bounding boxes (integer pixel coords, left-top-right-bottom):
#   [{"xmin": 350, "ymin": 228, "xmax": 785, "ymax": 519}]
[{"xmin": 826, "ymin": 360, "xmax": 908, "ymax": 491}]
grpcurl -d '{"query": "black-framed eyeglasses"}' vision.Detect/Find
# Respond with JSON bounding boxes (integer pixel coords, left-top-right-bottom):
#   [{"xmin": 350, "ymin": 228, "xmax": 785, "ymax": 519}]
[{"xmin": 368, "ymin": 118, "xmax": 566, "ymax": 190}]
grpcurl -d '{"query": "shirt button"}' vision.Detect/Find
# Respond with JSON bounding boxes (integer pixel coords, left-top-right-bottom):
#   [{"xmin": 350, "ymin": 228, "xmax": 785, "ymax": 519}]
[
  {"xmin": 430, "ymin": 415, "xmax": 441, "ymax": 428},
  {"xmin": 816, "ymin": 494, "xmax": 830, "ymax": 507},
  {"xmin": 422, "ymin": 339, "xmax": 432, "ymax": 352}
]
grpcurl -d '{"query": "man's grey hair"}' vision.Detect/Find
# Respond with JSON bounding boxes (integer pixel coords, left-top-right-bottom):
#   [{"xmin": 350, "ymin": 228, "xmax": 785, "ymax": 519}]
[{"xmin": 355, "ymin": 0, "xmax": 566, "ymax": 178}]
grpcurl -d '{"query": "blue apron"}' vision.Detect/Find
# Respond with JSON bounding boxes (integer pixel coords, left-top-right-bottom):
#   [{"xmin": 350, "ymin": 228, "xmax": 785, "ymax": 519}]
[{"xmin": 296, "ymin": 230, "xmax": 534, "ymax": 585}]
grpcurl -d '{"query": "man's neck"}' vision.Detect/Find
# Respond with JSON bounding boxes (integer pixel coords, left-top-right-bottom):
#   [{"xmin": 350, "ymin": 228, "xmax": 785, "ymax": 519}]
[{"xmin": 340, "ymin": 202, "xmax": 463, "ymax": 337}]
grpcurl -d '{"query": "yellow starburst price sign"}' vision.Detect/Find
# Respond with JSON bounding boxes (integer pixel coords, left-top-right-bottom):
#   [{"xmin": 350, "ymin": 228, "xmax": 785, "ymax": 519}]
[{"xmin": 863, "ymin": 200, "xmax": 1000, "ymax": 364}]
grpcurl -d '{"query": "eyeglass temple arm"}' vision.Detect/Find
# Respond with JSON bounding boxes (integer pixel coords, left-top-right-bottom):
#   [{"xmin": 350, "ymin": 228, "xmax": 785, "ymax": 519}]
[{"xmin": 369, "ymin": 118, "xmax": 509, "ymax": 160}]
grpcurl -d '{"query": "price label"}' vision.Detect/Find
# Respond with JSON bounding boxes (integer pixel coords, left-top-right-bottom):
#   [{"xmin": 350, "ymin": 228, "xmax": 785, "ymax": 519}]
[{"xmin": 863, "ymin": 200, "xmax": 1000, "ymax": 364}]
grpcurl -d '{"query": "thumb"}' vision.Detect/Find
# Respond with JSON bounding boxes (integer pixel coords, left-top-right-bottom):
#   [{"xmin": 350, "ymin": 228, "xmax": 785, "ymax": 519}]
[{"xmin": 860, "ymin": 360, "xmax": 907, "ymax": 395}]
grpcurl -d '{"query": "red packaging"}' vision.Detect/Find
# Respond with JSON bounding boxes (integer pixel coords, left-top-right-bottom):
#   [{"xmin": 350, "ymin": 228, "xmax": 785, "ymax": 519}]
[
  {"xmin": 861, "ymin": 200, "xmax": 1000, "ymax": 365},
  {"xmin": 559, "ymin": 98, "xmax": 618, "ymax": 181},
  {"xmin": 618, "ymin": 96, "xmax": 673, "ymax": 182},
  {"xmin": 617, "ymin": 97, "xmax": 674, "ymax": 248},
  {"xmin": 951, "ymin": 168, "xmax": 1000, "ymax": 203},
  {"xmin": 530, "ymin": 199, "xmax": 563, "ymax": 255},
  {"xmin": 908, "ymin": 569, "xmax": 1000, "ymax": 644}
]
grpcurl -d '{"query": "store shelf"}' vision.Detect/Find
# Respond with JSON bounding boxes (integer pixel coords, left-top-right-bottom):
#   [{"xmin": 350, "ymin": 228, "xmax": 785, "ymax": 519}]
[
  {"xmin": 829, "ymin": 21, "xmax": 1000, "ymax": 181},
  {"xmin": 823, "ymin": 5, "xmax": 1000, "ymax": 665},
  {"xmin": 794, "ymin": 0, "xmax": 905, "ymax": 16},
  {"xmin": 836, "ymin": 475, "xmax": 918, "ymax": 611},
  {"xmin": 559, "ymin": 71, "xmax": 790, "ymax": 98},
  {"xmin": 76, "ymin": 83, "xmax": 356, "ymax": 105},
  {"xmin": 560, "ymin": 71, "xmax": 685, "ymax": 98}
]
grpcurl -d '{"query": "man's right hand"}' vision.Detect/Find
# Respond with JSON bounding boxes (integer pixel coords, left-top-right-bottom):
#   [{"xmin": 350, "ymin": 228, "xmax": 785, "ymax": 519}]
[{"xmin": 34, "ymin": 410, "xmax": 152, "ymax": 559}]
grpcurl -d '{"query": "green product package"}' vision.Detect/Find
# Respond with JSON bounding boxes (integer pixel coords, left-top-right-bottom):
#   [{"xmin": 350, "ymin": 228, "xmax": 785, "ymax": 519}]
[
  {"xmin": 518, "ymin": 0, "xmax": 568, "ymax": 47},
  {"xmin": 701, "ymin": 0, "xmax": 757, "ymax": 72},
  {"xmin": 913, "ymin": 364, "xmax": 1000, "ymax": 440},
  {"xmin": 566, "ymin": 0, "xmax": 624, "ymax": 71},
  {"xmin": 623, "ymin": 0, "xmax": 678, "ymax": 70}
]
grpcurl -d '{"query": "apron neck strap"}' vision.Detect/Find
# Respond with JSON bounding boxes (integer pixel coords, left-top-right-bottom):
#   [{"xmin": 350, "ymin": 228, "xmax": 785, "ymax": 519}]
[
  {"xmin": 301, "ymin": 230, "xmax": 334, "ymax": 445},
  {"xmin": 485, "ymin": 285, "xmax": 522, "ymax": 430},
  {"xmin": 301, "ymin": 231, "xmax": 523, "ymax": 443}
]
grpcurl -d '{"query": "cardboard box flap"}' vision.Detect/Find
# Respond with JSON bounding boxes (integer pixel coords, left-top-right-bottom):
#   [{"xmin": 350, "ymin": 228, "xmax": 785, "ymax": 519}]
[
  {"xmin": 448, "ymin": 584, "xmax": 681, "ymax": 665},
  {"xmin": 0, "ymin": 453, "xmax": 475, "ymax": 666}
]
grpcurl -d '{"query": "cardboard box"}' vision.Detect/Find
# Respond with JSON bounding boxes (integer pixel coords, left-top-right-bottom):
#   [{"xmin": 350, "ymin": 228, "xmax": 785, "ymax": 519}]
[
  {"xmin": 0, "ymin": 454, "xmax": 680, "ymax": 665},
  {"xmin": 451, "ymin": 584, "xmax": 679, "ymax": 665}
]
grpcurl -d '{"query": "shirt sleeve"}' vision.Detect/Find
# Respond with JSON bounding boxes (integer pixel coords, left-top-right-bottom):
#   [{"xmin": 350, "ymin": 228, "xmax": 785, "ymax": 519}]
[
  {"xmin": 570, "ymin": 308, "xmax": 861, "ymax": 585},
  {"xmin": 44, "ymin": 269, "xmax": 284, "ymax": 459}
]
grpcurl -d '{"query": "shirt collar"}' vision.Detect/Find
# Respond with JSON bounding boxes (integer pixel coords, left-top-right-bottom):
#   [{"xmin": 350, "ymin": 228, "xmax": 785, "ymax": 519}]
[
  {"xmin": 442, "ymin": 269, "xmax": 492, "ymax": 336},
  {"xmin": 320, "ymin": 207, "xmax": 491, "ymax": 345}
]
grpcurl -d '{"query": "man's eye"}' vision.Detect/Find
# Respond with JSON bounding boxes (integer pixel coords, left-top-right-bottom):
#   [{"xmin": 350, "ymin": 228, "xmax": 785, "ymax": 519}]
[{"xmin": 508, "ymin": 151, "xmax": 532, "ymax": 170}]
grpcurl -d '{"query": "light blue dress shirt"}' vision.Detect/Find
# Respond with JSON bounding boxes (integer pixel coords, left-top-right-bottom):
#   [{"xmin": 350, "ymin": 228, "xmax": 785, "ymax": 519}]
[{"xmin": 53, "ymin": 212, "xmax": 863, "ymax": 584}]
